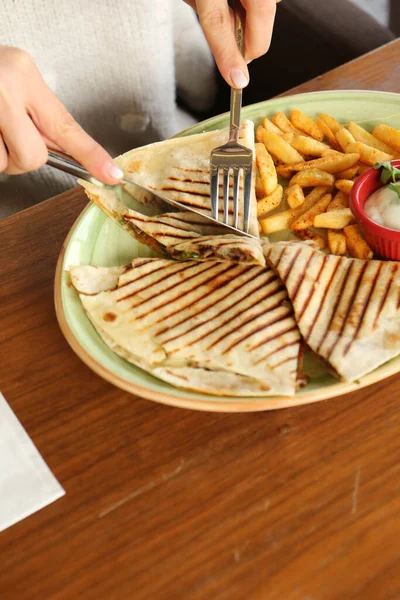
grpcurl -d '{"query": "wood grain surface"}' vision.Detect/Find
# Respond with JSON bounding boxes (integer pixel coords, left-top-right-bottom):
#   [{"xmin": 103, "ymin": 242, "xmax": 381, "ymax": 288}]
[{"xmin": 1, "ymin": 41, "xmax": 400, "ymax": 600}]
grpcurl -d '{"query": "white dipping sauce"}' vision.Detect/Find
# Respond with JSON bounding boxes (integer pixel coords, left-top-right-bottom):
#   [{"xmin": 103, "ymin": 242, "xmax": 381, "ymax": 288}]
[{"xmin": 364, "ymin": 186, "xmax": 400, "ymax": 230}]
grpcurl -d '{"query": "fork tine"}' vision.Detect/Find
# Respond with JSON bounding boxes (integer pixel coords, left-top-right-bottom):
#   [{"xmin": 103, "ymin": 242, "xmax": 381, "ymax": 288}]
[
  {"xmin": 243, "ymin": 166, "xmax": 253, "ymax": 233},
  {"xmin": 232, "ymin": 167, "xmax": 240, "ymax": 230},
  {"xmin": 210, "ymin": 165, "xmax": 219, "ymax": 220},
  {"xmin": 223, "ymin": 167, "xmax": 230, "ymax": 224}
]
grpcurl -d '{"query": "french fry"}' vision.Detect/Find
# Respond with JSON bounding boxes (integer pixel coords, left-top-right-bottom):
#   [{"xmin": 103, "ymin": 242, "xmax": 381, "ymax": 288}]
[
  {"xmin": 336, "ymin": 166, "xmax": 359, "ymax": 180},
  {"xmin": 256, "ymin": 175, "xmax": 265, "ymax": 199},
  {"xmin": 327, "ymin": 230, "xmax": 347, "ymax": 255},
  {"xmin": 373, "ymin": 124, "xmax": 400, "ymax": 153},
  {"xmin": 315, "ymin": 117, "xmax": 341, "ymax": 150},
  {"xmin": 290, "ymin": 193, "xmax": 332, "ymax": 231},
  {"xmin": 291, "ymin": 135, "xmax": 330, "ymax": 157},
  {"xmin": 335, "ymin": 128, "xmax": 356, "ymax": 153},
  {"xmin": 344, "ymin": 224, "xmax": 373, "ymax": 259},
  {"xmin": 278, "ymin": 152, "xmax": 360, "ymax": 175},
  {"xmin": 353, "ymin": 141, "xmax": 394, "ymax": 166},
  {"xmin": 335, "ymin": 179, "xmax": 354, "ymax": 194},
  {"xmin": 290, "ymin": 109, "xmax": 324, "ymax": 141},
  {"xmin": 257, "ymin": 185, "xmax": 283, "ymax": 217},
  {"xmin": 314, "ymin": 208, "xmax": 355, "ymax": 229},
  {"xmin": 327, "ymin": 191, "xmax": 349, "ymax": 211},
  {"xmin": 263, "ymin": 130, "xmax": 304, "ymax": 165},
  {"xmin": 358, "ymin": 163, "xmax": 371, "ymax": 174},
  {"xmin": 296, "ymin": 229, "xmax": 327, "ymax": 250},
  {"xmin": 255, "ymin": 143, "xmax": 278, "ymax": 195},
  {"xmin": 256, "ymin": 125, "xmax": 265, "ymax": 143},
  {"xmin": 259, "ymin": 186, "xmax": 330, "ymax": 234},
  {"xmin": 348, "ymin": 121, "xmax": 398, "ymax": 155},
  {"xmin": 263, "ymin": 117, "xmax": 283, "ymax": 135},
  {"xmin": 276, "ymin": 164, "xmax": 296, "ymax": 179},
  {"xmin": 286, "ymin": 184, "xmax": 305, "ymax": 209},
  {"xmin": 319, "ymin": 113, "xmax": 342, "ymax": 134},
  {"xmin": 272, "ymin": 112, "xmax": 301, "ymax": 134},
  {"xmin": 290, "ymin": 169, "xmax": 335, "ymax": 188}
]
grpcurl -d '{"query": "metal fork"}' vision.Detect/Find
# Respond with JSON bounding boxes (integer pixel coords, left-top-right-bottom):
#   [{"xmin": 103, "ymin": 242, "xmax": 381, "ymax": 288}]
[{"xmin": 210, "ymin": 0, "xmax": 253, "ymax": 233}]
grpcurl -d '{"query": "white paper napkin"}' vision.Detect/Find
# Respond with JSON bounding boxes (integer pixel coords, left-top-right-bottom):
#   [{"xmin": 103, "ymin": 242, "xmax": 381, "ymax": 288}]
[{"xmin": 0, "ymin": 392, "xmax": 65, "ymax": 532}]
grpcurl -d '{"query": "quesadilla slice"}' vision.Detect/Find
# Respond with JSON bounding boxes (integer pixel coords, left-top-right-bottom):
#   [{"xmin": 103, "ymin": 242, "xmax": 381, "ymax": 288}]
[
  {"xmin": 70, "ymin": 257, "xmax": 302, "ymax": 396},
  {"xmin": 263, "ymin": 240, "xmax": 400, "ymax": 382},
  {"xmin": 79, "ymin": 120, "xmax": 265, "ymax": 266}
]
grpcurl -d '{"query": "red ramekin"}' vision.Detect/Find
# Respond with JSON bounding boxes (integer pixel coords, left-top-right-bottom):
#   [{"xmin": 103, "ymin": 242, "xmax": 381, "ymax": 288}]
[{"xmin": 350, "ymin": 159, "xmax": 400, "ymax": 261}]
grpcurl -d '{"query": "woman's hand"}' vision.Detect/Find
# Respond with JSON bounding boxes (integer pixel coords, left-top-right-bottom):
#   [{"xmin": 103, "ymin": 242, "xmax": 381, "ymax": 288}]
[
  {"xmin": 184, "ymin": 0, "xmax": 279, "ymax": 89},
  {"xmin": 0, "ymin": 46, "xmax": 123, "ymax": 182}
]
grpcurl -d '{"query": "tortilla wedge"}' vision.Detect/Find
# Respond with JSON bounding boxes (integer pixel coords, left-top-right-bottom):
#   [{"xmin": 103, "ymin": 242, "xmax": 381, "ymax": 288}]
[
  {"xmin": 80, "ymin": 180, "xmax": 265, "ymax": 266},
  {"xmin": 263, "ymin": 240, "xmax": 400, "ymax": 382},
  {"xmin": 70, "ymin": 257, "xmax": 302, "ymax": 396}
]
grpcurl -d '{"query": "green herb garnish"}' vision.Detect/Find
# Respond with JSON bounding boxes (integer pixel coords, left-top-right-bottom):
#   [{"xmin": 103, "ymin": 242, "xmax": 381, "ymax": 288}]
[
  {"xmin": 374, "ymin": 161, "xmax": 400, "ymax": 199},
  {"xmin": 374, "ymin": 161, "xmax": 400, "ymax": 184}
]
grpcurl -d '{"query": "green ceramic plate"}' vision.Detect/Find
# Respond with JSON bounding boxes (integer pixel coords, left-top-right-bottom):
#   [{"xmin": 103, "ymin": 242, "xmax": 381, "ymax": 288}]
[{"xmin": 55, "ymin": 90, "xmax": 400, "ymax": 412}]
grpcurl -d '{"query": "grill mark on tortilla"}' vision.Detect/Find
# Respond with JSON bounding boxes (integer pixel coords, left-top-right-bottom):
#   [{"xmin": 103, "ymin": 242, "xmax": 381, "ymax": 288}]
[
  {"xmin": 247, "ymin": 321, "xmax": 298, "ymax": 352},
  {"xmin": 343, "ymin": 262, "xmax": 383, "ymax": 356},
  {"xmin": 117, "ymin": 261, "xmax": 170, "ymax": 289},
  {"xmin": 325, "ymin": 260, "xmax": 369, "ymax": 360},
  {"xmin": 254, "ymin": 339, "xmax": 299, "ymax": 366},
  {"xmin": 152, "ymin": 231, "xmax": 199, "ymax": 241},
  {"xmin": 169, "ymin": 176, "xmax": 245, "ymax": 192},
  {"xmin": 158, "ymin": 215, "xmax": 222, "ymax": 228},
  {"xmin": 272, "ymin": 247, "xmax": 287, "ymax": 274},
  {"xmin": 156, "ymin": 267, "xmax": 265, "ymax": 337},
  {"xmin": 305, "ymin": 256, "xmax": 341, "ymax": 343},
  {"xmin": 117, "ymin": 263, "xmax": 202, "ymax": 302},
  {"xmin": 271, "ymin": 355, "xmax": 296, "ymax": 369},
  {"xmin": 315, "ymin": 260, "xmax": 353, "ymax": 353},
  {"xmin": 163, "ymin": 370, "xmax": 189, "ymax": 382},
  {"xmin": 222, "ymin": 312, "xmax": 291, "ymax": 354},
  {"xmin": 169, "ymin": 279, "xmax": 284, "ymax": 350},
  {"xmin": 134, "ymin": 264, "xmax": 236, "ymax": 319},
  {"xmin": 374, "ymin": 264, "xmax": 398, "ymax": 327},
  {"xmin": 297, "ymin": 255, "xmax": 328, "ymax": 323},
  {"xmin": 280, "ymin": 247, "xmax": 302, "ymax": 283},
  {"xmin": 291, "ymin": 252, "xmax": 315, "ymax": 302}
]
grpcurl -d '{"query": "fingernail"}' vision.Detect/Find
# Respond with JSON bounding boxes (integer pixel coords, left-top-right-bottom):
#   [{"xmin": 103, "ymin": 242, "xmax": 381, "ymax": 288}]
[
  {"xmin": 106, "ymin": 162, "xmax": 123, "ymax": 180},
  {"xmin": 230, "ymin": 68, "xmax": 249, "ymax": 89}
]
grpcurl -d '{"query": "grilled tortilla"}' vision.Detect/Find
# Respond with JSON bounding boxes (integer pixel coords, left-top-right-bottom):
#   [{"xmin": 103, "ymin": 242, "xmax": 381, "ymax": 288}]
[
  {"xmin": 264, "ymin": 240, "xmax": 400, "ymax": 382},
  {"xmin": 70, "ymin": 257, "xmax": 301, "ymax": 397},
  {"xmin": 79, "ymin": 121, "xmax": 264, "ymax": 266}
]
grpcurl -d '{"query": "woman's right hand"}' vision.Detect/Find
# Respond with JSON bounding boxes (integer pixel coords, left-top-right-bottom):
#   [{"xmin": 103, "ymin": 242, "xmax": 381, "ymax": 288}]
[{"xmin": 0, "ymin": 45, "xmax": 123, "ymax": 183}]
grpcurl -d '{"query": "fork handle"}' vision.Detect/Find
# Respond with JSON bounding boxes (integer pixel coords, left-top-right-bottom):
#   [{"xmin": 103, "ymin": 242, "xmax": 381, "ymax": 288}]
[{"xmin": 229, "ymin": 0, "xmax": 245, "ymax": 143}]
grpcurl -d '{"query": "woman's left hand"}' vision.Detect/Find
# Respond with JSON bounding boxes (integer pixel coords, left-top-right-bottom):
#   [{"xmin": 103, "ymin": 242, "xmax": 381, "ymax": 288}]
[{"xmin": 184, "ymin": 0, "xmax": 280, "ymax": 89}]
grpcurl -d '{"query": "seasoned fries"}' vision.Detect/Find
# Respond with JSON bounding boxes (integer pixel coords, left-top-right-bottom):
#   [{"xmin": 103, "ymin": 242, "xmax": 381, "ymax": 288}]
[
  {"xmin": 259, "ymin": 186, "xmax": 330, "ymax": 234},
  {"xmin": 344, "ymin": 224, "xmax": 374, "ymax": 259},
  {"xmin": 262, "ymin": 130, "xmax": 304, "ymax": 165},
  {"xmin": 319, "ymin": 113, "xmax": 342, "ymax": 134},
  {"xmin": 296, "ymin": 229, "xmax": 327, "ymax": 250},
  {"xmin": 286, "ymin": 184, "xmax": 305, "ymax": 209},
  {"xmin": 314, "ymin": 208, "xmax": 355, "ymax": 229},
  {"xmin": 327, "ymin": 230, "xmax": 347, "ymax": 255},
  {"xmin": 327, "ymin": 191, "xmax": 349, "ymax": 211},
  {"xmin": 272, "ymin": 112, "xmax": 300, "ymax": 134},
  {"xmin": 373, "ymin": 124, "xmax": 400, "ymax": 152},
  {"xmin": 255, "ymin": 143, "xmax": 278, "ymax": 196},
  {"xmin": 348, "ymin": 121, "xmax": 397, "ymax": 155},
  {"xmin": 257, "ymin": 185, "xmax": 283, "ymax": 218},
  {"xmin": 291, "ymin": 135, "xmax": 329, "ymax": 157},
  {"xmin": 315, "ymin": 117, "xmax": 341, "ymax": 150},
  {"xmin": 290, "ymin": 193, "xmax": 332, "ymax": 231},
  {"xmin": 263, "ymin": 117, "xmax": 283, "ymax": 136},
  {"xmin": 353, "ymin": 141, "xmax": 393, "ymax": 166},
  {"xmin": 290, "ymin": 169, "xmax": 335, "ymax": 188},
  {"xmin": 335, "ymin": 179, "xmax": 354, "ymax": 194},
  {"xmin": 256, "ymin": 109, "xmax": 400, "ymax": 261},
  {"xmin": 290, "ymin": 109, "xmax": 324, "ymax": 141},
  {"xmin": 256, "ymin": 175, "xmax": 265, "ymax": 199}
]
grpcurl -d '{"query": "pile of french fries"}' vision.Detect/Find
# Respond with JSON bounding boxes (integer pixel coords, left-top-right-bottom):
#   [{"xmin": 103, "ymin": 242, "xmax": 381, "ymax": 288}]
[{"xmin": 255, "ymin": 109, "xmax": 400, "ymax": 259}]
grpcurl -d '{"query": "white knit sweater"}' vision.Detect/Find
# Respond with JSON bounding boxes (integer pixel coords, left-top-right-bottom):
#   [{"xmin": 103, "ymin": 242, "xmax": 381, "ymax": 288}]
[{"xmin": 0, "ymin": 0, "xmax": 216, "ymax": 218}]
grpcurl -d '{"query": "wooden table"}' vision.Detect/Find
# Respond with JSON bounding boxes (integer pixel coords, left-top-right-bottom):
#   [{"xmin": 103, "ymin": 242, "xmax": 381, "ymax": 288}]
[{"xmin": 1, "ymin": 40, "xmax": 400, "ymax": 600}]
